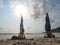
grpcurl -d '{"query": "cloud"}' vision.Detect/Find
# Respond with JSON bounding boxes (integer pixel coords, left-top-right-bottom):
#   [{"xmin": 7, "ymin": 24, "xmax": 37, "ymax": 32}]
[
  {"xmin": 54, "ymin": 21, "xmax": 60, "ymax": 27},
  {"xmin": 29, "ymin": 0, "xmax": 48, "ymax": 20},
  {"xmin": 50, "ymin": 18, "xmax": 55, "ymax": 23},
  {"xmin": 28, "ymin": 0, "xmax": 58, "ymax": 23},
  {"xmin": 47, "ymin": 3, "xmax": 56, "ymax": 12},
  {"xmin": 0, "ymin": 0, "xmax": 4, "ymax": 8},
  {"xmin": 51, "ymin": 20, "xmax": 60, "ymax": 29},
  {"xmin": 8, "ymin": 0, "xmax": 19, "ymax": 8},
  {"xmin": 49, "ymin": 14, "xmax": 55, "ymax": 23}
]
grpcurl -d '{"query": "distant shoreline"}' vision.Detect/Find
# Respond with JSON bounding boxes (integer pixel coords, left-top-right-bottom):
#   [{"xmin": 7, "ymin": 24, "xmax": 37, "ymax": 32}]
[{"xmin": 0, "ymin": 32, "xmax": 60, "ymax": 35}]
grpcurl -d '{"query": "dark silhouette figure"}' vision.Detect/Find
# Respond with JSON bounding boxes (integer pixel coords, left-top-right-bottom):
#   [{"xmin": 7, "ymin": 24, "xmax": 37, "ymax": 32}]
[
  {"xmin": 11, "ymin": 15, "xmax": 25, "ymax": 40},
  {"xmin": 45, "ymin": 12, "xmax": 51, "ymax": 31},
  {"xmin": 20, "ymin": 16, "xmax": 24, "ymax": 34},
  {"xmin": 18, "ymin": 15, "xmax": 25, "ymax": 39},
  {"xmin": 44, "ymin": 12, "xmax": 55, "ymax": 38}
]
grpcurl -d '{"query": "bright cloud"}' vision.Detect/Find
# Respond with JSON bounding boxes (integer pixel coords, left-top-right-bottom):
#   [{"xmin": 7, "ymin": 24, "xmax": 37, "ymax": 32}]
[
  {"xmin": 29, "ymin": 0, "xmax": 47, "ymax": 20},
  {"xmin": 9, "ymin": 0, "xmax": 19, "ymax": 8}
]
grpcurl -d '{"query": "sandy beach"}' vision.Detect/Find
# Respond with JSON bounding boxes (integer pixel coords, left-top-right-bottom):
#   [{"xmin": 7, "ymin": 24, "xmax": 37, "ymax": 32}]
[{"xmin": 0, "ymin": 37, "xmax": 60, "ymax": 45}]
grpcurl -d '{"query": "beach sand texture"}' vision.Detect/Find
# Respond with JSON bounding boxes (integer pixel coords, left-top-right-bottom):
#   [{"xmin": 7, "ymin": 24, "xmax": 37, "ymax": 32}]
[{"xmin": 0, "ymin": 37, "xmax": 60, "ymax": 45}]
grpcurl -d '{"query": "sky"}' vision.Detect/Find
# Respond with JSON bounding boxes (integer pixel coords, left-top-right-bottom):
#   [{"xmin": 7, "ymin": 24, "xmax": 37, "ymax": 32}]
[{"xmin": 0, "ymin": 0, "xmax": 60, "ymax": 33}]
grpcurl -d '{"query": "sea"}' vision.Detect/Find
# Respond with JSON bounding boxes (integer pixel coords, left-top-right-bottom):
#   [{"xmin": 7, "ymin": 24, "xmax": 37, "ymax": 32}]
[{"xmin": 0, "ymin": 33, "xmax": 60, "ymax": 39}]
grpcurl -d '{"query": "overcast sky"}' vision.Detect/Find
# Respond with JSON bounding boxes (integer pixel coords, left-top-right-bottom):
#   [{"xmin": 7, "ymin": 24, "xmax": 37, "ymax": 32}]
[{"xmin": 0, "ymin": 0, "xmax": 60, "ymax": 33}]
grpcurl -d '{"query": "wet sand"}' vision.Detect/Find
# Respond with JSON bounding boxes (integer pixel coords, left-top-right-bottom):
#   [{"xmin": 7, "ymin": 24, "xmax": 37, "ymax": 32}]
[{"xmin": 0, "ymin": 37, "xmax": 60, "ymax": 45}]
